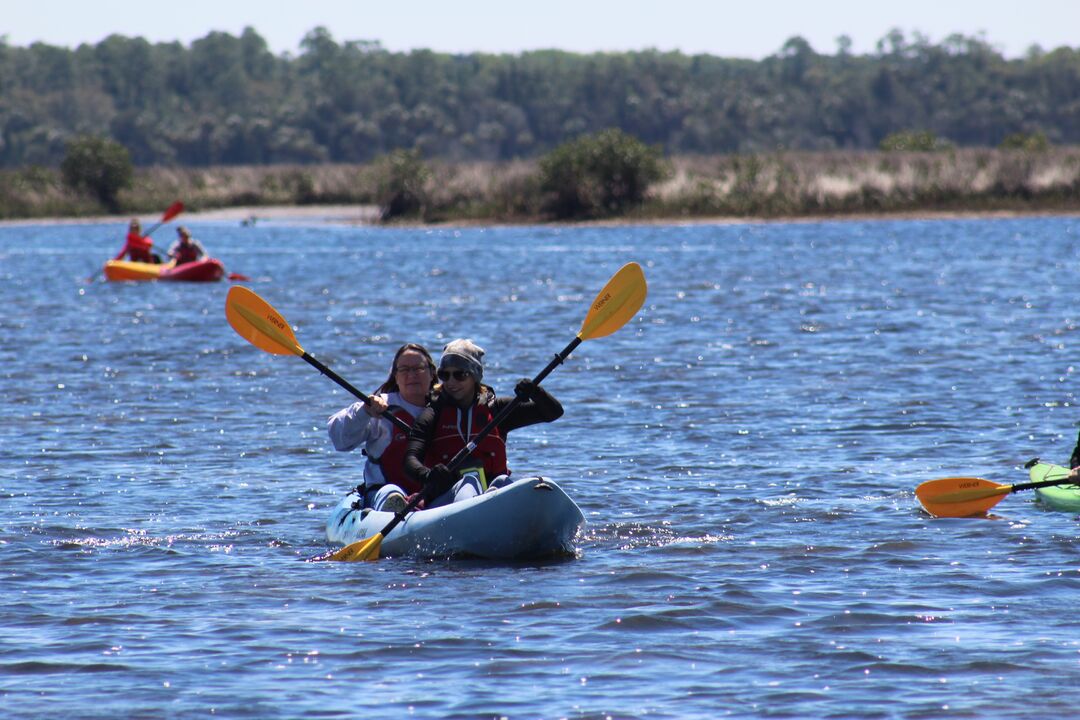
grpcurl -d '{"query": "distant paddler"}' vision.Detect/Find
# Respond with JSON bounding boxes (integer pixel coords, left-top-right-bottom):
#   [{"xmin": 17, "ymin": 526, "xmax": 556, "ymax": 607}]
[
  {"xmin": 105, "ymin": 201, "xmax": 184, "ymax": 270},
  {"xmin": 167, "ymin": 226, "xmax": 208, "ymax": 265},
  {"xmin": 114, "ymin": 218, "xmax": 158, "ymax": 263}
]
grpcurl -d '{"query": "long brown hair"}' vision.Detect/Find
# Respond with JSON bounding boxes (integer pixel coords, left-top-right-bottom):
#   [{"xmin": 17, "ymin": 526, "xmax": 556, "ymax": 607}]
[{"xmin": 376, "ymin": 343, "xmax": 437, "ymax": 395}]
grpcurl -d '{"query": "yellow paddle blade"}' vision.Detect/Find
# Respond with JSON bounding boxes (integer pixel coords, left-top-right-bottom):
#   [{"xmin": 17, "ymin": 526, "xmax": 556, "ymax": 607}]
[
  {"xmin": 915, "ymin": 477, "xmax": 1011, "ymax": 518},
  {"xmin": 324, "ymin": 534, "xmax": 383, "ymax": 562},
  {"xmin": 578, "ymin": 262, "xmax": 647, "ymax": 341},
  {"xmin": 225, "ymin": 286, "xmax": 304, "ymax": 357}
]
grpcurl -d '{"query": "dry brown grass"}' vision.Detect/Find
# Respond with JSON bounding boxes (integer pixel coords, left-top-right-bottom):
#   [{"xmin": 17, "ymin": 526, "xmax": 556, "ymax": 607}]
[
  {"xmin": 654, "ymin": 149, "xmax": 1080, "ymax": 217},
  {"xmin": 4, "ymin": 148, "xmax": 1080, "ymax": 222}
]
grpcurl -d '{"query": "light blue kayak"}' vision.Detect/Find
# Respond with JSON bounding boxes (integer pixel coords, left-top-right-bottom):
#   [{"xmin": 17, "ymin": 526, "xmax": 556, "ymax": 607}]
[{"xmin": 325, "ymin": 477, "xmax": 585, "ymax": 560}]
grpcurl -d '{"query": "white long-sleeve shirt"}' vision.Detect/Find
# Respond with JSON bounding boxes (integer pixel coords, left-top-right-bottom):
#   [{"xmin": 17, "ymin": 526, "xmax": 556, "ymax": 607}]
[{"xmin": 327, "ymin": 391, "xmax": 424, "ymax": 489}]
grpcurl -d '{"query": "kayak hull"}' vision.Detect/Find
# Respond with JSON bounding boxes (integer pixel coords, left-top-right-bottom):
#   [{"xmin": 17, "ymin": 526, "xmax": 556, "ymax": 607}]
[
  {"xmin": 1027, "ymin": 462, "xmax": 1080, "ymax": 512},
  {"xmin": 103, "ymin": 259, "xmax": 163, "ymax": 281},
  {"xmin": 161, "ymin": 258, "xmax": 225, "ymax": 282},
  {"xmin": 104, "ymin": 258, "xmax": 226, "ymax": 282},
  {"xmin": 325, "ymin": 477, "xmax": 585, "ymax": 560}
]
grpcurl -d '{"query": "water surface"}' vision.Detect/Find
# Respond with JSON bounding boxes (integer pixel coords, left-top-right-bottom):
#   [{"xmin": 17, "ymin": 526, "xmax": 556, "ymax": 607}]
[{"xmin": 2, "ymin": 215, "xmax": 1080, "ymax": 718}]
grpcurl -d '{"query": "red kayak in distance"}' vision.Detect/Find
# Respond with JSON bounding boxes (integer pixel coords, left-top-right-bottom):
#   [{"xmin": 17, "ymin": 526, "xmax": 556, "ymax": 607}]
[
  {"xmin": 160, "ymin": 258, "xmax": 226, "ymax": 282},
  {"xmin": 103, "ymin": 257, "xmax": 227, "ymax": 282}
]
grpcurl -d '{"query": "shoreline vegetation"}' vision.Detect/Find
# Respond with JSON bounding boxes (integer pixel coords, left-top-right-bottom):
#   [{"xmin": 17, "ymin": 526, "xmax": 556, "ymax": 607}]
[
  {"xmin": 5, "ymin": 30, "xmax": 1080, "ymax": 226},
  {"xmin": 4, "ymin": 146, "xmax": 1080, "ymax": 226}
]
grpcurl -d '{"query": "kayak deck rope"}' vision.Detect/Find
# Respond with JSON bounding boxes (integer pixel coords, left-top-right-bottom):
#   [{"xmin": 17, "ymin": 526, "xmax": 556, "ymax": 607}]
[{"xmin": 338, "ymin": 485, "xmax": 366, "ymax": 526}]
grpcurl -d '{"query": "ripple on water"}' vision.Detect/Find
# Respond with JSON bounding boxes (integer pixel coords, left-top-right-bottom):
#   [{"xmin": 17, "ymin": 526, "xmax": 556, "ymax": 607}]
[{"xmin": 5, "ymin": 218, "xmax": 1080, "ymax": 718}]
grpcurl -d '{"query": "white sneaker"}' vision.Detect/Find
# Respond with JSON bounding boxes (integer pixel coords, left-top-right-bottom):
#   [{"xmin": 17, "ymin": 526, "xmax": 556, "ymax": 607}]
[{"xmin": 380, "ymin": 492, "xmax": 407, "ymax": 513}]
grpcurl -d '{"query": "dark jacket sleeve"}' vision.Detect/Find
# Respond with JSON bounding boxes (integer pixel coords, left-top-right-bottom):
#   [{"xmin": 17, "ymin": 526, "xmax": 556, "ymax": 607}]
[
  {"xmin": 403, "ymin": 404, "xmax": 438, "ymax": 483},
  {"xmin": 496, "ymin": 384, "xmax": 563, "ymax": 435}
]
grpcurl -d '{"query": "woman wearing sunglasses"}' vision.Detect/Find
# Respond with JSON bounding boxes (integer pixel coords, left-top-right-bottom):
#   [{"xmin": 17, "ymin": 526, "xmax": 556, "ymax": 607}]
[
  {"xmin": 327, "ymin": 343, "xmax": 437, "ymax": 512},
  {"xmin": 403, "ymin": 338, "xmax": 563, "ymax": 508}
]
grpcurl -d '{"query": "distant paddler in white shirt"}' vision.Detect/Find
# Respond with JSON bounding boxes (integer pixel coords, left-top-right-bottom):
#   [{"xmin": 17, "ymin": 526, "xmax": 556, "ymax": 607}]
[{"xmin": 167, "ymin": 226, "xmax": 208, "ymax": 265}]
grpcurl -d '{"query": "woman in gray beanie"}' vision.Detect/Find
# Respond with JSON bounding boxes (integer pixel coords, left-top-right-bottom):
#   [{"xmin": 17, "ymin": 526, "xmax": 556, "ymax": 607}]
[{"xmin": 403, "ymin": 338, "xmax": 563, "ymax": 507}]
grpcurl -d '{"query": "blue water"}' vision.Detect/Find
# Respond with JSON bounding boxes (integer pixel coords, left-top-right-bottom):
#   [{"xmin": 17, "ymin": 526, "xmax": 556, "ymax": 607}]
[{"xmin": 3, "ymin": 214, "xmax": 1080, "ymax": 718}]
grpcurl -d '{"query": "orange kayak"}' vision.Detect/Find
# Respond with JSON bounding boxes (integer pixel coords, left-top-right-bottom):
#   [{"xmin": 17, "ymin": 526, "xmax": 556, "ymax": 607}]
[{"xmin": 104, "ymin": 258, "xmax": 226, "ymax": 282}]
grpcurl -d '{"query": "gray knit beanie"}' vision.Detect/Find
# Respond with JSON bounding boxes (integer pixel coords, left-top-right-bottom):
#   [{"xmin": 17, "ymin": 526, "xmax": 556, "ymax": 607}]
[{"xmin": 440, "ymin": 339, "xmax": 485, "ymax": 381}]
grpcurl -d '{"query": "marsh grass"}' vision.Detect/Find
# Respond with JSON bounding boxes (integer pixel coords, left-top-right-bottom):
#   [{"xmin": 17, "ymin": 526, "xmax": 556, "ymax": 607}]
[
  {"xmin": 654, "ymin": 148, "xmax": 1080, "ymax": 218},
  {"xmin": 3, "ymin": 148, "xmax": 1079, "ymax": 222}
]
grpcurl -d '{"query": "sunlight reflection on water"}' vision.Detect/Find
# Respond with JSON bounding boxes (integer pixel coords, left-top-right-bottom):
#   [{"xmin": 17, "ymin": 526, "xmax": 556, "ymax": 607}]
[{"xmin": 3, "ymin": 216, "xmax": 1080, "ymax": 718}]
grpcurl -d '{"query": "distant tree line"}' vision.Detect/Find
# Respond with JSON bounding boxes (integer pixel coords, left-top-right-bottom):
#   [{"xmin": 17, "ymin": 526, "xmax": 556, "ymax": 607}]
[{"xmin": 2, "ymin": 27, "xmax": 1079, "ymax": 168}]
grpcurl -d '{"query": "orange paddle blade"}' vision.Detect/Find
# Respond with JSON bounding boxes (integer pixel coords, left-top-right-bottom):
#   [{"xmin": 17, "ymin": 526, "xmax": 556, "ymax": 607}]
[
  {"xmin": 225, "ymin": 286, "xmax": 303, "ymax": 356},
  {"xmin": 578, "ymin": 262, "xmax": 647, "ymax": 341},
  {"xmin": 915, "ymin": 477, "xmax": 1011, "ymax": 517},
  {"xmin": 322, "ymin": 534, "xmax": 383, "ymax": 562}
]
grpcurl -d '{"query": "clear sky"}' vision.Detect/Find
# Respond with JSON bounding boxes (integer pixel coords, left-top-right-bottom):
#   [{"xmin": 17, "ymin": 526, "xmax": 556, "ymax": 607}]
[{"xmin": 2, "ymin": 0, "xmax": 1077, "ymax": 59}]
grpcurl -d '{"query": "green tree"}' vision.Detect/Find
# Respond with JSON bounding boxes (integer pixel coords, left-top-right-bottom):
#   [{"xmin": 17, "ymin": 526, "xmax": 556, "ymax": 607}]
[
  {"xmin": 538, "ymin": 128, "xmax": 666, "ymax": 219},
  {"xmin": 374, "ymin": 148, "xmax": 429, "ymax": 220},
  {"xmin": 59, "ymin": 134, "xmax": 133, "ymax": 211},
  {"xmin": 999, "ymin": 131, "xmax": 1049, "ymax": 151},
  {"xmin": 7, "ymin": 29, "xmax": 1080, "ymax": 168}
]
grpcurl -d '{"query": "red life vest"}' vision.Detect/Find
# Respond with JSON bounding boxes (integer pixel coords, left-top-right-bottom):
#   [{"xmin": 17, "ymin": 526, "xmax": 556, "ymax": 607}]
[
  {"xmin": 124, "ymin": 231, "xmax": 154, "ymax": 262},
  {"xmin": 370, "ymin": 406, "xmax": 421, "ymax": 494},
  {"xmin": 173, "ymin": 242, "xmax": 200, "ymax": 264},
  {"xmin": 423, "ymin": 397, "xmax": 508, "ymax": 483}
]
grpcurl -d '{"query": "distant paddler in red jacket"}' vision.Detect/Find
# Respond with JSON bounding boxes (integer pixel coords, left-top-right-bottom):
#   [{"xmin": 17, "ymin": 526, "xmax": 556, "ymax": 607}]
[
  {"xmin": 113, "ymin": 218, "xmax": 158, "ymax": 263},
  {"xmin": 167, "ymin": 226, "xmax": 208, "ymax": 265}
]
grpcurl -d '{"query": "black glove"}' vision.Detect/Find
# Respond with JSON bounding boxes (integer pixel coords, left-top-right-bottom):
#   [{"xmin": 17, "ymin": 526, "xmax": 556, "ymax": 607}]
[
  {"xmin": 514, "ymin": 378, "xmax": 538, "ymax": 400},
  {"xmin": 423, "ymin": 464, "xmax": 456, "ymax": 501}
]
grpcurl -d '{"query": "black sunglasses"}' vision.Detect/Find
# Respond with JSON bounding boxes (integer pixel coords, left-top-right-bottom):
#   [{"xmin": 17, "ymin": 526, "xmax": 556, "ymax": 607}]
[{"xmin": 437, "ymin": 369, "xmax": 470, "ymax": 382}]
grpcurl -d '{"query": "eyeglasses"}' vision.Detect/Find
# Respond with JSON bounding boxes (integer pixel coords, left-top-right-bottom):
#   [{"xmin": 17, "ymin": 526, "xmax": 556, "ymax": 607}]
[
  {"xmin": 395, "ymin": 365, "xmax": 429, "ymax": 376},
  {"xmin": 437, "ymin": 369, "xmax": 470, "ymax": 382}
]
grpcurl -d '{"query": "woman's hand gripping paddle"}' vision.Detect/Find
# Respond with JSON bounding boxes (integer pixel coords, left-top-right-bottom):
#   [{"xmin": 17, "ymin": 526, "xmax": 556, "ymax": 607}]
[
  {"xmin": 224, "ymin": 286, "xmax": 411, "ymax": 434},
  {"xmin": 915, "ymin": 473, "xmax": 1077, "ymax": 517},
  {"xmin": 324, "ymin": 261, "xmax": 649, "ymax": 562}
]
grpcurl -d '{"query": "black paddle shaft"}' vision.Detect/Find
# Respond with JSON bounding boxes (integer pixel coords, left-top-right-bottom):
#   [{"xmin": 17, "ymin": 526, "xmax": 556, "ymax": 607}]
[
  {"xmin": 1010, "ymin": 477, "xmax": 1077, "ymax": 493},
  {"xmin": 300, "ymin": 351, "xmax": 412, "ymax": 434}
]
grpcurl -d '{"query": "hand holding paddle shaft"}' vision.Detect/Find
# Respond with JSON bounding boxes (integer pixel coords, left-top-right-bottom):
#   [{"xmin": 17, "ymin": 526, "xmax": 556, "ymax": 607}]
[
  {"xmin": 225, "ymin": 286, "xmax": 411, "ymax": 434},
  {"xmin": 324, "ymin": 261, "xmax": 649, "ymax": 562}
]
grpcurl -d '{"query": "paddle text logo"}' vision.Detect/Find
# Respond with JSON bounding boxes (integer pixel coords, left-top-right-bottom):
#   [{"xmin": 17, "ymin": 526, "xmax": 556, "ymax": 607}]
[{"xmin": 266, "ymin": 313, "xmax": 287, "ymax": 331}]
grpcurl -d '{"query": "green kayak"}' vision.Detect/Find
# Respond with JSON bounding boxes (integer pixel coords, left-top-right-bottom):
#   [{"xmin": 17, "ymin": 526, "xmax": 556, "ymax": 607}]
[{"xmin": 1027, "ymin": 462, "xmax": 1080, "ymax": 512}]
